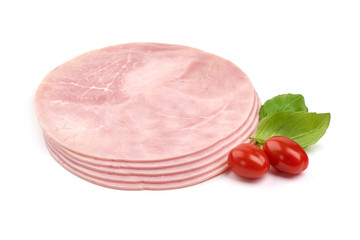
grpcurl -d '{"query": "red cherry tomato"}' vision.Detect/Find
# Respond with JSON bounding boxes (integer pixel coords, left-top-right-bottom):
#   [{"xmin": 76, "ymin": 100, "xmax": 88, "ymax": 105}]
[
  {"xmin": 263, "ymin": 136, "xmax": 309, "ymax": 175},
  {"xmin": 227, "ymin": 143, "xmax": 270, "ymax": 179}
]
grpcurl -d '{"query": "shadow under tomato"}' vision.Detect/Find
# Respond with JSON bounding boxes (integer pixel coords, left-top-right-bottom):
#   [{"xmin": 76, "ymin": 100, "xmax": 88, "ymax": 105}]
[
  {"xmin": 224, "ymin": 169, "xmax": 268, "ymax": 184},
  {"xmin": 269, "ymin": 167, "xmax": 305, "ymax": 179}
]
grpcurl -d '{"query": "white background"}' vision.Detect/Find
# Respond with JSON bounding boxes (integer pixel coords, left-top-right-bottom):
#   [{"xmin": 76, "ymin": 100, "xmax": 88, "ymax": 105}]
[{"xmin": 1, "ymin": 0, "xmax": 359, "ymax": 239}]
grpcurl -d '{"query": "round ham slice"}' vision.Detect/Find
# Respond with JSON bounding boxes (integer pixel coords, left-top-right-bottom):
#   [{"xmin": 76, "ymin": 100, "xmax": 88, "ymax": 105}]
[
  {"xmin": 35, "ymin": 42, "xmax": 260, "ymax": 190},
  {"xmin": 35, "ymin": 43, "xmax": 257, "ymax": 161}
]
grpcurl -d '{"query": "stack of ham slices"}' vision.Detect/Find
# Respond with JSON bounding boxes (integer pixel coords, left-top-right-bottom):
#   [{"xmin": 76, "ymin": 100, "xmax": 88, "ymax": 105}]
[{"xmin": 35, "ymin": 43, "xmax": 260, "ymax": 190}]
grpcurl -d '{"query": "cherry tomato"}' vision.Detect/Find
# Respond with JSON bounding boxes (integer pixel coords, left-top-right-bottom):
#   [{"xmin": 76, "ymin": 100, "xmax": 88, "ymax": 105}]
[
  {"xmin": 227, "ymin": 143, "xmax": 270, "ymax": 179},
  {"xmin": 263, "ymin": 136, "xmax": 309, "ymax": 175}
]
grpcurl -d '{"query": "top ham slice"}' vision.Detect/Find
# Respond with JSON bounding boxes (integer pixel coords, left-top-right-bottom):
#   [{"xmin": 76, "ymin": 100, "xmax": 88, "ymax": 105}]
[{"xmin": 35, "ymin": 43, "xmax": 257, "ymax": 160}]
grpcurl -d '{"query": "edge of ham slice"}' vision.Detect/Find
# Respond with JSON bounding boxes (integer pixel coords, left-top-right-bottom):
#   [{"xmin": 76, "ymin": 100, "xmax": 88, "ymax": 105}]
[{"xmin": 47, "ymin": 143, "xmax": 229, "ymax": 190}]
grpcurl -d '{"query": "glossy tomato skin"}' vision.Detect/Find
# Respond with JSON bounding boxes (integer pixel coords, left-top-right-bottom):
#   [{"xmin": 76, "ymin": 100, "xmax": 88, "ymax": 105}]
[
  {"xmin": 263, "ymin": 136, "xmax": 309, "ymax": 174},
  {"xmin": 228, "ymin": 143, "xmax": 270, "ymax": 179}
]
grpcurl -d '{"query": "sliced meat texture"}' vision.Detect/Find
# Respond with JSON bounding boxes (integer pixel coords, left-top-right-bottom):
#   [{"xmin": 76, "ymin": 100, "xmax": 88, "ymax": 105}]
[
  {"xmin": 35, "ymin": 42, "xmax": 260, "ymax": 190},
  {"xmin": 42, "ymin": 96, "xmax": 260, "ymax": 169}
]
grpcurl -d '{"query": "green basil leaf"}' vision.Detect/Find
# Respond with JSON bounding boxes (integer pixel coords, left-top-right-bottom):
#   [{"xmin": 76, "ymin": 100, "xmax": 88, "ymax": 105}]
[
  {"xmin": 259, "ymin": 94, "xmax": 308, "ymax": 120},
  {"xmin": 253, "ymin": 111, "xmax": 330, "ymax": 148}
]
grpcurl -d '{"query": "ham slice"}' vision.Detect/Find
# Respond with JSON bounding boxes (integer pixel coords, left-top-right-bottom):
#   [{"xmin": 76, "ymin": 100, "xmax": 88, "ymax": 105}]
[{"xmin": 35, "ymin": 43, "xmax": 260, "ymax": 190}]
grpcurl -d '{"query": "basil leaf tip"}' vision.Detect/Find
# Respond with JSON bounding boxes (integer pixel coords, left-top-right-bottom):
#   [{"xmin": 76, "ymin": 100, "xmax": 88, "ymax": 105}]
[{"xmin": 259, "ymin": 93, "xmax": 308, "ymax": 120}]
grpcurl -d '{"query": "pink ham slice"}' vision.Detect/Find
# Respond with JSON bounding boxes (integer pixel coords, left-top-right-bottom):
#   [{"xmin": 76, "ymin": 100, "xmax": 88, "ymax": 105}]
[{"xmin": 35, "ymin": 42, "xmax": 260, "ymax": 190}]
